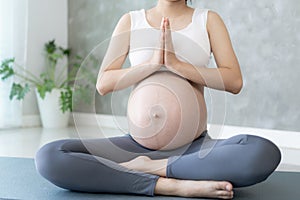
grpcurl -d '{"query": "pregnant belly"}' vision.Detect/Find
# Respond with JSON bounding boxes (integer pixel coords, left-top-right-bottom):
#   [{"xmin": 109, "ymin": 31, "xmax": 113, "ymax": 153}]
[{"xmin": 127, "ymin": 71, "xmax": 207, "ymax": 150}]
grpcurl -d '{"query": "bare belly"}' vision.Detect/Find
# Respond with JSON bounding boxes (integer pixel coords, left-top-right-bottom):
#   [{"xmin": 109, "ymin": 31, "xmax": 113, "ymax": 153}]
[{"xmin": 127, "ymin": 71, "xmax": 207, "ymax": 150}]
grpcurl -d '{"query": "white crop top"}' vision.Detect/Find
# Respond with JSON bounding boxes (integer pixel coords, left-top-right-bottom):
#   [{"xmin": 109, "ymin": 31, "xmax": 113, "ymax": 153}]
[{"xmin": 128, "ymin": 8, "xmax": 211, "ymax": 68}]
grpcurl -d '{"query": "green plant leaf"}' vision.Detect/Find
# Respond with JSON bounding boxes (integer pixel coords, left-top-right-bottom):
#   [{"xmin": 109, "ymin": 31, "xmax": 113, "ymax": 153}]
[
  {"xmin": 1, "ymin": 40, "xmax": 98, "ymax": 113},
  {"xmin": 49, "ymin": 53, "xmax": 64, "ymax": 61},
  {"xmin": 9, "ymin": 83, "xmax": 30, "ymax": 100},
  {"xmin": 39, "ymin": 72, "xmax": 48, "ymax": 80},
  {"xmin": 37, "ymin": 79, "xmax": 55, "ymax": 99},
  {"xmin": 0, "ymin": 58, "xmax": 15, "ymax": 80},
  {"xmin": 45, "ymin": 40, "xmax": 56, "ymax": 54},
  {"xmin": 59, "ymin": 47, "xmax": 71, "ymax": 57},
  {"xmin": 60, "ymin": 88, "xmax": 72, "ymax": 113}
]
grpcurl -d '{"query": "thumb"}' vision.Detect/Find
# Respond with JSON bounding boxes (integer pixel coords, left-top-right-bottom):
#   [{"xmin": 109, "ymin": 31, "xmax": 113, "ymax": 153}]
[
  {"xmin": 164, "ymin": 17, "xmax": 170, "ymax": 30},
  {"xmin": 160, "ymin": 17, "xmax": 165, "ymax": 30}
]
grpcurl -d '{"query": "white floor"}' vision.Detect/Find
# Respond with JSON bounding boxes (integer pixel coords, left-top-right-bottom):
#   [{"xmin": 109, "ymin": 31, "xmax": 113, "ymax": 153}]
[{"xmin": 0, "ymin": 126, "xmax": 300, "ymax": 172}]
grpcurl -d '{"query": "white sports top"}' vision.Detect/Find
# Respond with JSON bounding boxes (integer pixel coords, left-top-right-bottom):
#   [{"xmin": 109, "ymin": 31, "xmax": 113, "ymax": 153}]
[{"xmin": 128, "ymin": 8, "xmax": 211, "ymax": 68}]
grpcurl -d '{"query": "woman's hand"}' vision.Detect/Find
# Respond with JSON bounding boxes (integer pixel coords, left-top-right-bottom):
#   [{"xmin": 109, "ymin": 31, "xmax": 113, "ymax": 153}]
[
  {"xmin": 163, "ymin": 18, "xmax": 181, "ymax": 70},
  {"xmin": 147, "ymin": 18, "xmax": 165, "ymax": 70},
  {"xmin": 147, "ymin": 17, "xmax": 181, "ymax": 71}
]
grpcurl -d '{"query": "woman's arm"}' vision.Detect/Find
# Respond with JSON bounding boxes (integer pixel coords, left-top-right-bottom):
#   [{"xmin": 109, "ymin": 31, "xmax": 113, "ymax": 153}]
[
  {"xmin": 164, "ymin": 11, "xmax": 243, "ymax": 94},
  {"xmin": 96, "ymin": 14, "xmax": 163, "ymax": 96}
]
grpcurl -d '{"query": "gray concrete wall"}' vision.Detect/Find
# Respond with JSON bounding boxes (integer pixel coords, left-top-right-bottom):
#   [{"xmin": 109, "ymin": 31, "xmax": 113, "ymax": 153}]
[{"xmin": 68, "ymin": 0, "xmax": 300, "ymax": 132}]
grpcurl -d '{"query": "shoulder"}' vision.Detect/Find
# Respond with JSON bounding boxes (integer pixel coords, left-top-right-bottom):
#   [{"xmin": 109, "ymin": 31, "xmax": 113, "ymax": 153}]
[
  {"xmin": 117, "ymin": 12, "xmax": 131, "ymax": 29},
  {"xmin": 193, "ymin": 9, "xmax": 224, "ymax": 27},
  {"xmin": 112, "ymin": 12, "xmax": 131, "ymax": 36},
  {"xmin": 206, "ymin": 10, "xmax": 226, "ymax": 31},
  {"xmin": 113, "ymin": 9, "xmax": 145, "ymax": 35},
  {"xmin": 120, "ymin": 12, "xmax": 131, "ymax": 23},
  {"xmin": 207, "ymin": 10, "xmax": 221, "ymax": 18}
]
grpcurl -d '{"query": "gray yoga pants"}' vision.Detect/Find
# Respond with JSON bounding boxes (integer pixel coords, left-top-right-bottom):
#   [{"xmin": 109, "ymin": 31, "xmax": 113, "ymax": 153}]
[{"xmin": 35, "ymin": 131, "xmax": 281, "ymax": 196}]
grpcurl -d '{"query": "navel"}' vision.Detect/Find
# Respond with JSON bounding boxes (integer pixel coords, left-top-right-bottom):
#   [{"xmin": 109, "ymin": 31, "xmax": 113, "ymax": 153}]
[{"xmin": 153, "ymin": 113, "xmax": 159, "ymax": 118}]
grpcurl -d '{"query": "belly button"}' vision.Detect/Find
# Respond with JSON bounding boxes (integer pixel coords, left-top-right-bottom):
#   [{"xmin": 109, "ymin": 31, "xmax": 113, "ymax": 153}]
[{"xmin": 153, "ymin": 113, "xmax": 159, "ymax": 118}]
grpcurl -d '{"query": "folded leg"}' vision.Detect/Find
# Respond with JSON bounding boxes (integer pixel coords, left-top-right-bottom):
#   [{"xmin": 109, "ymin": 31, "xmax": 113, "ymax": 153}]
[
  {"xmin": 35, "ymin": 136, "xmax": 162, "ymax": 196},
  {"xmin": 166, "ymin": 134, "xmax": 281, "ymax": 187}
]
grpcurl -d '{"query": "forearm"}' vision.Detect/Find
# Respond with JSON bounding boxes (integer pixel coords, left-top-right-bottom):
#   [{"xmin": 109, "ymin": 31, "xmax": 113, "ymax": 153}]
[
  {"xmin": 170, "ymin": 61, "xmax": 243, "ymax": 94},
  {"xmin": 97, "ymin": 63, "xmax": 160, "ymax": 95}
]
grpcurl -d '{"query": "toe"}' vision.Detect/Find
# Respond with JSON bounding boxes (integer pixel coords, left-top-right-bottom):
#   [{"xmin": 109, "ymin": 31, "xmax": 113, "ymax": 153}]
[
  {"xmin": 219, "ymin": 191, "xmax": 234, "ymax": 199},
  {"xmin": 217, "ymin": 190, "xmax": 232, "ymax": 196},
  {"xmin": 225, "ymin": 183, "xmax": 233, "ymax": 191},
  {"xmin": 215, "ymin": 181, "xmax": 233, "ymax": 191}
]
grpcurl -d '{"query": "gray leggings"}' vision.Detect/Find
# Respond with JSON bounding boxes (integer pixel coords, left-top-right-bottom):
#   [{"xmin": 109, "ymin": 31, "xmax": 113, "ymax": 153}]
[{"xmin": 35, "ymin": 131, "xmax": 281, "ymax": 196}]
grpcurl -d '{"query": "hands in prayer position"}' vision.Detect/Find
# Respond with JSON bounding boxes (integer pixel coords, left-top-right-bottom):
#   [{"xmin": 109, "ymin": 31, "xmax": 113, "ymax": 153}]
[{"xmin": 149, "ymin": 17, "xmax": 181, "ymax": 71}]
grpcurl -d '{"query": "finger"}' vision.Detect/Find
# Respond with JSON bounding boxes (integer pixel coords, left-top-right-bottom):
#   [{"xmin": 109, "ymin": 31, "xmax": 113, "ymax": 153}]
[
  {"xmin": 160, "ymin": 31, "xmax": 164, "ymax": 48},
  {"xmin": 160, "ymin": 17, "xmax": 165, "ymax": 43},
  {"xmin": 160, "ymin": 17, "xmax": 165, "ymax": 30},
  {"xmin": 164, "ymin": 18, "xmax": 174, "ymax": 53},
  {"xmin": 156, "ymin": 17, "xmax": 164, "ymax": 64},
  {"xmin": 164, "ymin": 17, "xmax": 170, "ymax": 30}
]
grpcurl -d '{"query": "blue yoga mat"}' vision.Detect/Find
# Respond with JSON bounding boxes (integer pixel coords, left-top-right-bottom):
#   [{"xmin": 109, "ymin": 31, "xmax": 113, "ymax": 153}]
[{"xmin": 0, "ymin": 157, "xmax": 299, "ymax": 200}]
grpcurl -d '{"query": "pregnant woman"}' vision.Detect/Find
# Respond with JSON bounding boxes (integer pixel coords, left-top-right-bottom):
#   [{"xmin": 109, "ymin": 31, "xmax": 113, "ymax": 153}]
[{"xmin": 35, "ymin": 0, "xmax": 281, "ymax": 199}]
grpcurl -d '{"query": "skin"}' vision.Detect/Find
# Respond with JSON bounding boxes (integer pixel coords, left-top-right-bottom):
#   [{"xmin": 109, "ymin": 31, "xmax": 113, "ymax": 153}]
[
  {"xmin": 97, "ymin": 0, "xmax": 242, "ymax": 199},
  {"xmin": 127, "ymin": 70, "xmax": 204, "ymax": 150}
]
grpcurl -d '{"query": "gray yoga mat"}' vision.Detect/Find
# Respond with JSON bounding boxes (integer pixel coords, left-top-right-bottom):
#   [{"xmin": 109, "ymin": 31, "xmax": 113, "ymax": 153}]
[{"xmin": 0, "ymin": 157, "xmax": 299, "ymax": 200}]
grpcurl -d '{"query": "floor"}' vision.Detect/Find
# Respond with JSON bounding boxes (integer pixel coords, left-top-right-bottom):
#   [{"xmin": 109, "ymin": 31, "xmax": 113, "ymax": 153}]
[
  {"xmin": 1, "ymin": 126, "xmax": 300, "ymax": 172},
  {"xmin": 0, "ymin": 126, "xmax": 120, "ymax": 158}
]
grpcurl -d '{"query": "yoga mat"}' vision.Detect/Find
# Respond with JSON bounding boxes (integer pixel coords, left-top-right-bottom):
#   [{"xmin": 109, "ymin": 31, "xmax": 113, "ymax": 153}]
[{"xmin": 0, "ymin": 157, "xmax": 299, "ymax": 200}]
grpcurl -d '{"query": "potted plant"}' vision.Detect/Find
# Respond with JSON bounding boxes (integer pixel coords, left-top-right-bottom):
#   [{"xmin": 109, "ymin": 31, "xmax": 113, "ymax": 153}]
[{"xmin": 0, "ymin": 40, "xmax": 97, "ymax": 128}]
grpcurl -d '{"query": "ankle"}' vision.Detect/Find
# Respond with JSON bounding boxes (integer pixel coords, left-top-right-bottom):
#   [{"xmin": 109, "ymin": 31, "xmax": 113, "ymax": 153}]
[
  {"xmin": 150, "ymin": 159, "xmax": 167, "ymax": 177},
  {"xmin": 154, "ymin": 177, "xmax": 179, "ymax": 196}
]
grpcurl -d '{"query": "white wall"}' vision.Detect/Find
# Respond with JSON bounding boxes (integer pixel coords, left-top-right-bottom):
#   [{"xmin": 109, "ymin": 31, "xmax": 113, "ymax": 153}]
[
  {"xmin": 69, "ymin": 0, "xmax": 300, "ymax": 131},
  {"xmin": 23, "ymin": 0, "xmax": 68, "ymax": 116}
]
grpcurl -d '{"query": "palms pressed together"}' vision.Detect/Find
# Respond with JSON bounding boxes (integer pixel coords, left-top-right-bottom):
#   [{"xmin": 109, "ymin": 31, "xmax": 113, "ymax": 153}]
[{"xmin": 149, "ymin": 17, "xmax": 181, "ymax": 71}]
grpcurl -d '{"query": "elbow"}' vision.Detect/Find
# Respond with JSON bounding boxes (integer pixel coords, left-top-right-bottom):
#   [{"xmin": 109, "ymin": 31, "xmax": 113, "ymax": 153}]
[
  {"xmin": 96, "ymin": 83, "xmax": 106, "ymax": 96},
  {"xmin": 230, "ymin": 78, "xmax": 243, "ymax": 95},
  {"xmin": 96, "ymin": 77, "xmax": 110, "ymax": 96},
  {"xmin": 96, "ymin": 82, "xmax": 110, "ymax": 96}
]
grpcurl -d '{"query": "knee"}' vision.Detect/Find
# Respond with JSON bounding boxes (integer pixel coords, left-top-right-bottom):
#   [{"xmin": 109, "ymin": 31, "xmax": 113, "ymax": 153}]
[
  {"xmin": 238, "ymin": 135, "xmax": 281, "ymax": 186},
  {"xmin": 250, "ymin": 135, "xmax": 281, "ymax": 170},
  {"xmin": 35, "ymin": 140, "xmax": 68, "ymax": 181}
]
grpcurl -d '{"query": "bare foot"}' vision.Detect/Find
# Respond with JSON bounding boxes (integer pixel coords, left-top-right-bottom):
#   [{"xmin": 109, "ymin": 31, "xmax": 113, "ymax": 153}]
[
  {"xmin": 178, "ymin": 180, "xmax": 234, "ymax": 199},
  {"xmin": 119, "ymin": 156, "xmax": 167, "ymax": 176},
  {"xmin": 155, "ymin": 177, "xmax": 234, "ymax": 199},
  {"xmin": 121, "ymin": 157, "xmax": 234, "ymax": 199},
  {"xmin": 119, "ymin": 156, "xmax": 151, "ymax": 171}
]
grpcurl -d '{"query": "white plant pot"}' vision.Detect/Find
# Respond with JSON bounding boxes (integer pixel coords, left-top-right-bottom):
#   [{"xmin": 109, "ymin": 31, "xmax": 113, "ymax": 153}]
[{"xmin": 36, "ymin": 88, "xmax": 70, "ymax": 128}]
